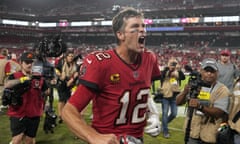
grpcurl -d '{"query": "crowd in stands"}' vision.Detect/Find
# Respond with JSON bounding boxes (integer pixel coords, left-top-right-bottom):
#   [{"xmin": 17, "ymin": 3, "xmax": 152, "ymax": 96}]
[
  {"xmin": 1, "ymin": 0, "xmax": 240, "ymax": 18},
  {"xmin": 1, "ymin": 41, "xmax": 240, "ymax": 72}
]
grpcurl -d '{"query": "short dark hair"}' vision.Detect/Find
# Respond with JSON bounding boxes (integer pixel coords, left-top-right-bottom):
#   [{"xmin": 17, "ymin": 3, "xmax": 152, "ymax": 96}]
[{"xmin": 112, "ymin": 7, "xmax": 144, "ymax": 45}]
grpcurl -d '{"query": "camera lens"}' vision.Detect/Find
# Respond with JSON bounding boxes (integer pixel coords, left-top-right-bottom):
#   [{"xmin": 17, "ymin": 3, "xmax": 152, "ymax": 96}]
[{"xmin": 171, "ymin": 62, "xmax": 177, "ymax": 66}]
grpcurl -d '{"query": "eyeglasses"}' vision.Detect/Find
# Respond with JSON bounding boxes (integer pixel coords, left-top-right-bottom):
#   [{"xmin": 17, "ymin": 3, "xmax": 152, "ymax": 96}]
[{"xmin": 68, "ymin": 55, "xmax": 74, "ymax": 57}]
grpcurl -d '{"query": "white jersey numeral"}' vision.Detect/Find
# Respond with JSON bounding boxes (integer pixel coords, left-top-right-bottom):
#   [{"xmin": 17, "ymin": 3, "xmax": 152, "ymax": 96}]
[{"xmin": 116, "ymin": 88, "xmax": 150, "ymax": 125}]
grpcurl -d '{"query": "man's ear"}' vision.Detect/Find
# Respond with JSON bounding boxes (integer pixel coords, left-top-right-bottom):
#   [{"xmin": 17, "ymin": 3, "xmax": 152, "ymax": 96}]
[{"xmin": 116, "ymin": 31, "xmax": 125, "ymax": 41}]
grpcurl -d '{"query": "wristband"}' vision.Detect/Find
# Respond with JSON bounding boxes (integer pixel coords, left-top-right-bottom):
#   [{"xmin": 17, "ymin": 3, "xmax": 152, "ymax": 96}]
[{"xmin": 19, "ymin": 77, "xmax": 29, "ymax": 83}]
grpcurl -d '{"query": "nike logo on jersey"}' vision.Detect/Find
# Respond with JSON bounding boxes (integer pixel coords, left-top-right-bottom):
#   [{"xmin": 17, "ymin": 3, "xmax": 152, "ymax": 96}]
[{"xmin": 86, "ymin": 58, "xmax": 92, "ymax": 64}]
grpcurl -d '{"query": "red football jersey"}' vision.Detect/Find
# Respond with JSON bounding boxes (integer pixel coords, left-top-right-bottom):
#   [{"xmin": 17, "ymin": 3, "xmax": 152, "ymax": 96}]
[{"xmin": 69, "ymin": 49, "xmax": 160, "ymax": 138}]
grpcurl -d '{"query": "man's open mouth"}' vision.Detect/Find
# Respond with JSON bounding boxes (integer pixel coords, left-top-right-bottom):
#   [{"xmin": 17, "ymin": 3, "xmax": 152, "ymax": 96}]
[{"xmin": 138, "ymin": 36, "xmax": 145, "ymax": 44}]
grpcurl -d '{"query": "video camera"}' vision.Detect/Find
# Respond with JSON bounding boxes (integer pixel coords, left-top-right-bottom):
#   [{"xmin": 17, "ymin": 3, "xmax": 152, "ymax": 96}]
[
  {"xmin": 184, "ymin": 70, "xmax": 211, "ymax": 144},
  {"xmin": 2, "ymin": 81, "xmax": 30, "ymax": 106},
  {"xmin": 32, "ymin": 35, "xmax": 67, "ymax": 79},
  {"xmin": 32, "ymin": 35, "xmax": 66, "ymax": 134},
  {"xmin": 188, "ymin": 70, "xmax": 211, "ymax": 98}
]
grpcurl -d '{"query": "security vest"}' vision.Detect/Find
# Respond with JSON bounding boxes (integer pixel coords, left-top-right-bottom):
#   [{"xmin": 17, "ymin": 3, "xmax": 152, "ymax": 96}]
[
  {"xmin": 184, "ymin": 82, "xmax": 230, "ymax": 143},
  {"xmin": 0, "ymin": 59, "xmax": 9, "ymax": 85},
  {"xmin": 228, "ymin": 78, "xmax": 240, "ymax": 133}
]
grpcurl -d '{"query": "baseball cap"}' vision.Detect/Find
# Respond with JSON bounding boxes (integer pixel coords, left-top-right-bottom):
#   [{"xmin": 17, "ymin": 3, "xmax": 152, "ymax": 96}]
[
  {"xmin": 20, "ymin": 52, "xmax": 35, "ymax": 62},
  {"xmin": 201, "ymin": 58, "xmax": 218, "ymax": 71},
  {"xmin": 220, "ymin": 49, "xmax": 231, "ymax": 56}
]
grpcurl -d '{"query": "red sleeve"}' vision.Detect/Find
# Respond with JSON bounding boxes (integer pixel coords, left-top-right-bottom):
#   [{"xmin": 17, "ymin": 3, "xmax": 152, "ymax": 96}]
[
  {"xmin": 78, "ymin": 53, "xmax": 103, "ymax": 90},
  {"xmin": 68, "ymin": 84, "xmax": 95, "ymax": 112},
  {"xmin": 151, "ymin": 53, "xmax": 161, "ymax": 80},
  {"xmin": 5, "ymin": 61, "xmax": 11, "ymax": 74}
]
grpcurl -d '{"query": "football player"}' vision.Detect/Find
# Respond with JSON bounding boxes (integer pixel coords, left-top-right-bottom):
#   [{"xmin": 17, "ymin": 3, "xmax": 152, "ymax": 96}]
[{"xmin": 62, "ymin": 7, "xmax": 161, "ymax": 144}]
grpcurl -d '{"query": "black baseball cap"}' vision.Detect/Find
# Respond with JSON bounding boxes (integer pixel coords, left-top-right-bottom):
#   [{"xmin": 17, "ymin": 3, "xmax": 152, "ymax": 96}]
[{"xmin": 20, "ymin": 52, "xmax": 35, "ymax": 62}]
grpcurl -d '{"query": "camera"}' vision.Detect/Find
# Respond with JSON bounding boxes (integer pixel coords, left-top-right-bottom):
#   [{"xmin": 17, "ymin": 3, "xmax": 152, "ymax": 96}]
[
  {"xmin": 170, "ymin": 62, "xmax": 177, "ymax": 66},
  {"xmin": 188, "ymin": 71, "xmax": 211, "ymax": 98},
  {"xmin": 2, "ymin": 88, "xmax": 22, "ymax": 106},
  {"xmin": 32, "ymin": 35, "xmax": 67, "ymax": 79},
  {"xmin": 2, "ymin": 89, "xmax": 13, "ymax": 106},
  {"xmin": 37, "ymin": 35, "xmax": 67, "ymax": 58},
  {"xmin": 2, "ymin": 80, "xmax": 31, "ymax": 106},
  {"xmin": 43, "ymin": 105, "xmax": 57, "ymax": 134}
]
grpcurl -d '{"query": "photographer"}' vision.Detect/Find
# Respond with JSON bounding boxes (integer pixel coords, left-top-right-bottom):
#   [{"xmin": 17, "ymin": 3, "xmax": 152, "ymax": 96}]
[
  {"xmin": 176, "ymin": 58, "xmax": 230, "ymax": 144},
  {"xmin": 55, "ymin": 50, "xmax": 79, "ymax": 123},
  {"xmin": 4, "ymin": 52, "xmax": 50, "ymax": 144},
  {"xmin": 160, "ymin": 58, "xmax": 185, "ymax": 138}
]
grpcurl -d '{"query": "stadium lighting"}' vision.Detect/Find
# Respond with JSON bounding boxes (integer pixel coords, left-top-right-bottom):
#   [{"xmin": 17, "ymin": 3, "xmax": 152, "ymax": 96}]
[
  {"xmin": 101, "ymin": 21, "xmax": 112, "ymax": 26},
  {"xmin": 39, "ymin": 22, "xmax": 57, "ymax": 27},
  {"xmin": 71, "ymin": 21, "xmax": 92, "ymax": 27},
  {"xmin": 2, "ymin": 19, "xmax": 29, "ymax": 26}
]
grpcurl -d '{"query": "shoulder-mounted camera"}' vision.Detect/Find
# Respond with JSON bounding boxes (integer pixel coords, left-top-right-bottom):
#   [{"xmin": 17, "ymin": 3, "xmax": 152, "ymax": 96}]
[{"xmin": 189, "ymin": 71, "xmax": 211, "ymax": 98}]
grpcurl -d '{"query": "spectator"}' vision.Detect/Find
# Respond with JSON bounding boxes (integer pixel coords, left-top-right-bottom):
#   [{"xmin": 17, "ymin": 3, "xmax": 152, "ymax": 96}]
[
  {"xmin": 160, "ymin": 58, "xmax": 185, "ymax": 138},
  {"xmin": 4, "ymin": 52, "xmax": 51, "ymax": 144},
  {"xmin": 217, "ymin": 49, "xmax": 240, "ymax": 91},
  {"xmin": 176, "ymin": 58, "xmax": 230, "ymax": 144},
  {"xmin": 9, "ymin": 53, "xmax": 21, "ymax": 74},
  {"xmin": 55, "ymin": 50, "xmax": 79, "ymax": 123},
  {"xmin": 0, "ymin": 48, "xmax": 12, "ymax": 112},
  {"xmin": 62, "ymin": 7, "xmax": 161, "ymax": 144}
]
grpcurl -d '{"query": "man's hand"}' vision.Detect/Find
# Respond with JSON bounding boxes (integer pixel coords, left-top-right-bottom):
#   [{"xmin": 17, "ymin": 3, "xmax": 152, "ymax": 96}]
[
  {"xmin": 144, "ymin": 114, "xmax": 161, "ymax": 137},
  {"xmin": 189, "ymin": 98, "xmax": 199, "ymax": 109}
]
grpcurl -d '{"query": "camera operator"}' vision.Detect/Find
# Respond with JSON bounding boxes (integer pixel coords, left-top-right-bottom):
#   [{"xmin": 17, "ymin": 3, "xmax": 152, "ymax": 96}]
[
  {"xmin": 176, "ymin": 58, "xmax": 231, "ymax": 144},
  {"xmin": 4, "ymin": 51, "xmax": 51, "ymax": 144}
]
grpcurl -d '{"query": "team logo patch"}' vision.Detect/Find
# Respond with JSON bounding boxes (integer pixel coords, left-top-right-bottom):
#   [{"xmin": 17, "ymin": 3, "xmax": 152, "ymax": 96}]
[
  {"xmin": 110, "ymin": 73, "xmax": 120, "ymax": 83},
  {"xmin": 133, "ymin": 71, "xmax": 139, "ymax": 79},
  {"xmin": 27, "ymin": 53, "xmax": 33, "ymax": 59}
]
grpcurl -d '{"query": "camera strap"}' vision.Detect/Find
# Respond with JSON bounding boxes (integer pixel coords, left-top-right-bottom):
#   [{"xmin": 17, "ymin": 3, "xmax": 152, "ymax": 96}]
[{"xmin": 232, "ymin": 111, "xmax": 240, "ymax": 123}]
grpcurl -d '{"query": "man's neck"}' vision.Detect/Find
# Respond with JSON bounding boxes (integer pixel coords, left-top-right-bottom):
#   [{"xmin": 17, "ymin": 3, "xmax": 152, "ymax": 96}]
[{"xmin": 115, "ymin": 47, "xmax": 140, "ymax": 64}]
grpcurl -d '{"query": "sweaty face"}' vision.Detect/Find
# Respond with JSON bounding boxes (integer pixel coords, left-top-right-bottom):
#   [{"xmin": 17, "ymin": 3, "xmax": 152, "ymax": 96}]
[
  {"xmin": 121, "ymin": 17, "xmax": 146, "ymax": 53},
  {"xmin": 201, "ymin": 67, "xmax": 218, "ymax": 84}
]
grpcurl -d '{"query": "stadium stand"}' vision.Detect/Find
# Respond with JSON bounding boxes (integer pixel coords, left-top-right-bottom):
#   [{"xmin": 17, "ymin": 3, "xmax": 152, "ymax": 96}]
[{"xmin": 0, "ymin": 0, "xmax": 240, "ymax": 70}]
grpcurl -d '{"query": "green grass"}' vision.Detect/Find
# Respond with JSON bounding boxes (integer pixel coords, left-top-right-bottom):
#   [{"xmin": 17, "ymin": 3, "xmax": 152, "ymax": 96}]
[{"xmin": 0, "ymin": 101, "xmax": 186, "ymax": 144}]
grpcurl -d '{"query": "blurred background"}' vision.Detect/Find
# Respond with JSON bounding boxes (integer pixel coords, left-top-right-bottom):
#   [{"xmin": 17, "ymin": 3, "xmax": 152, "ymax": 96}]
[{"xmin": 0, "ymin": 0, "xmax": 240, "ymax": 70}]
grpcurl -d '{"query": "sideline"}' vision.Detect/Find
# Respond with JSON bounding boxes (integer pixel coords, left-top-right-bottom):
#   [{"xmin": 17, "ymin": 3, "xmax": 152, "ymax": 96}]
[{"xmin": 155, "ymin": 103, "xmax": 186, "ymax": 117}]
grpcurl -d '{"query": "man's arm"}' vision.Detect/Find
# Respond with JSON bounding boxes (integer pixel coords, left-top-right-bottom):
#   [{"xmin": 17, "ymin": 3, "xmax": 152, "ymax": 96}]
[
  {"xmin": 176, "ymin": 84, "xmax": 190, "ymax": 105},
  {"xmin": 62, "ymin": 103, "xmax": 99, "ymax": 143},
  {"xmin": 62, "ymin": 88, "xmax": 120, "ymax": 144},
  {"xmin": 4, "ymin": 75, "xmax": 30, "ymax": 89},
  {"xmin": 188, "ymin": 98, "xmax": 227, "ymax": 118}
]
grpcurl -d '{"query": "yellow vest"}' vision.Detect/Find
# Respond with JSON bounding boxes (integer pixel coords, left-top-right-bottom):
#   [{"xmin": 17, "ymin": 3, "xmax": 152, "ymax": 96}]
[
  {"xmin": 184, "ymin": 83, "xmax": 230, "ymax": 143},
  {"xmin": 0, "ymin": 59, "xmax": 9, "ymax": 85}
]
